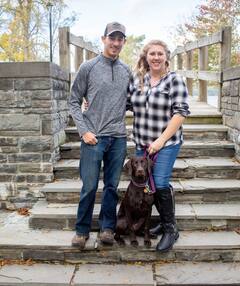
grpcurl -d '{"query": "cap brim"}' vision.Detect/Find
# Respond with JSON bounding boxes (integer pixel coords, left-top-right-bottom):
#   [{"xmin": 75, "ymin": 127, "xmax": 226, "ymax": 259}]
[{"xmin": 107, "ymin": 30, "xmax": 126, "ymax": 37}]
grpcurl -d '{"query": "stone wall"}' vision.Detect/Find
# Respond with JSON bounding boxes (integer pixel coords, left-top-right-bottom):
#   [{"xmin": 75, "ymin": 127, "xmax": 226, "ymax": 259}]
[
  {"xmin": 0, "ymin": 62, "xmax": 69, "ymax": 209},
  {"xmin": 222, "ymin": 66, "xmax": 240, "ymax": 161}
]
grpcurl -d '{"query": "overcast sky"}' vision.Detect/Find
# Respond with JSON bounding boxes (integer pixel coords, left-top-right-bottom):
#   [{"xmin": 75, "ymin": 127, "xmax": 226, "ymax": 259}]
[{"xmin": 64, "ymin": 0, "xmax": 203, "ymax": 51}]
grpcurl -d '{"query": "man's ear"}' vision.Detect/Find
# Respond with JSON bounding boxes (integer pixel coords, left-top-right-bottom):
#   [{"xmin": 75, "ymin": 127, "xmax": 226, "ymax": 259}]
[{"xmin": 123, "ymin": 158, "xmax": 132, "ymax": 176}]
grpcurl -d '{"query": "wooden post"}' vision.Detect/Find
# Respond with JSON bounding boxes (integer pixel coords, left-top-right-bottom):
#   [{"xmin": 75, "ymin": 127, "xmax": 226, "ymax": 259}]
[
  {"xmin": 186, "ymin": 50, "xmax": 193, "ymax": 96},
  {"xmin": 89, "ymin": 51, "xmax": 97, "ymax": 59},
  {"xmin": 220, "ymin": 26, "xmax": 232, "ymax": 71},
  {"xmin": 74, "ymin": 46, "xmax": 84, "ymax": 71},
  {"xmin": 219, "ymin": 26, "xmax": 232, "ymax": 111},
  {"xmin": 59, "ymin": 27, "xmax": 70, "ymax": 72},
  {"xmin": 198, "ymin": 46, "xmax": 208, "ymax": 102},
  {"xmin": 177, "ymin": 53, "xmax": 183, "ymax": 70},
  {"xmin": 85, "ymin": 50, "xmax": 91, "ymax": 60},
  {"xmin": 170, "ymin": 57, "xmax": 175, "ymax": 71}
]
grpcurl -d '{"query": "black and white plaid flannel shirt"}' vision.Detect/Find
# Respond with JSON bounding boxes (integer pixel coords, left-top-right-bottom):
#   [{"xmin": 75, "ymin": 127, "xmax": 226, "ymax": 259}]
[{"xmin": 128, "ymin": 72, "xmax": 190, "ymax": 149}]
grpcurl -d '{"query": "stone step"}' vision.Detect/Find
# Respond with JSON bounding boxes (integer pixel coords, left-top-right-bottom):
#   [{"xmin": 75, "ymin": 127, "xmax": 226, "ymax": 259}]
[
  {"xmin": 29, "ymin": 200, "xmax": 240, "ymax": 231},
  {"xmin": 68, "ymin": 112, "xmax": 223, "ymax": 127},
  {"xmin": 0, "ymin": 214, "xmax": 240, "ymax": 262},
  {"xmin": 1, "ymin": 262, "xmax": 240, "ymax": 285},
  {"xmin": 125, "ymin": 113, "xmax": 223, "ymax": 125},
  {"xmin": 53, "ymin": 157, "xmax": 240, "ymax": 180},
  {"xmin": 42, "ymin": 179, "xmax": 240, "ymax": 204},
  {"xmin": 60, "ymin": 140, "xmax": 235, "ymax": 159},
  {"xmin": 65, "ymin": 124, "xmax": 229, "ymax": 142}
]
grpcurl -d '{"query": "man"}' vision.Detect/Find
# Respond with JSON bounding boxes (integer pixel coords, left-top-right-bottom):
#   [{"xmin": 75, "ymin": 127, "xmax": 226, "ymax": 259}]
[{"xmin": 69, "ymin": 22, "xmax": 130, "ymax": 249}]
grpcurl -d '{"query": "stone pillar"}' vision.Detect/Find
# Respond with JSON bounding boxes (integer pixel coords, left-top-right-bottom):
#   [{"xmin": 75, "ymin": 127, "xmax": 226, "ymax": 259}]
[
  {"xmin": 222, "ymin": 66, "xmax": 240, "ymax": 160},
  {"xmin": 0, "ymin": 62, "xmax": 70, "ymax": 209}
]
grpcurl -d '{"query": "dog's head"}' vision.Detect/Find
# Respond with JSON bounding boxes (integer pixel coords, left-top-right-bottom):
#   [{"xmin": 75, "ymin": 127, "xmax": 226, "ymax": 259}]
[{"xmin": 124, "ymin": 156, "xmax": 153, "ymax": 180}]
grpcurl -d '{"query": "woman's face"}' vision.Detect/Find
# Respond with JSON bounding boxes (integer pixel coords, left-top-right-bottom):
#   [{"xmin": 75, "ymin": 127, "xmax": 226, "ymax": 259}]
[{"xmin": 146, "ymin": 44, "xmax": 167, "ymax": 74}]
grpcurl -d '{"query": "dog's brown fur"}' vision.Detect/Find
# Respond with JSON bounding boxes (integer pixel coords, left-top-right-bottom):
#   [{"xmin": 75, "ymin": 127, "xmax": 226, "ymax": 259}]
[{"xmin": 115, "ymin": 156, "xmax": 154, "ymax": 246}]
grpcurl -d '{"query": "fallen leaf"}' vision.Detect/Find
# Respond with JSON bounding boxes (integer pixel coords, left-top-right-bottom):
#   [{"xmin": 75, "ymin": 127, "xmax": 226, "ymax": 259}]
[{"xmin": 17, "ymin": 208, "xmax": 30, "ymax": 216}]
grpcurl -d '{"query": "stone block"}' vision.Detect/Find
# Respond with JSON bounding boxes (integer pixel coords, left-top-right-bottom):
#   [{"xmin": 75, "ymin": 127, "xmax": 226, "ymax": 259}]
[
  {"xmin": 0, "ymin": 137, "xmax": 18, "ymax": 146},
  {"xmin": 0, "ymin": 154, "xmax": 7, "ymax": 163},
  {"xmin": 0, "ymin": 249, "xmax": 23, "ymax": 260},
  {"xmin": 32, "ymin": 99, "xmax": 52, "ymax": 108},
  {"xmin": 31, "ymin": 90, "xmax": 52, "ymax": 100},
  {"xmin": 15, "ymin": 175, "xmax": 26, "ymax": 183},
  {"xmin": 73, "ymin": 264, "xmax": 154, "ymax": 286},
  {"xmin": 0, "ymin": 114, "xmax": 40, "ymax": 131},
  {"xmin": 1, "ymin": 146, "xmax": 19, "ymax": 153},
  {"xmin": 0, "ymin": 183, "xmax": 11, "ymax": 200},
  {"xmin": 231, "ymin": 104, "xmax": 239, "ymax": 111},
  {"xmin": 14, "ymin": 78, "xmax": 52, "ymax": 90},
  {"xmin": 29, "ymin": 217, "xmax": 67, "ymax": 230},
  {"xmin": 14, "ymin": 90, "xmax": 32, "ymax": 108},
  {"xmin": 0, "ymin": 264, "xmax": 74, "ymax": 285},
  {"xmin": 52, "ymin": 79, "xmax": 69, "ymax": 91},
  {"xmin": 155, "ymin": 262, "xmax": 240, "ymax": 285},
  {"xmin": 231, "ymin": 97, "xmax": 239, "ymax": 104},
  {"xmin": 175, "ymin": 249, "xmax": 220, "ymax": 261},
  {"xmin": 21, "ymin": 163, "xmax": 53, "ymax": 173},
  {"xmin": 0, "ymin": 90, "xmax": 15, "ymax": 106},
  {"xmin": 42, "ymin": 153, "xmax": 53, "ymax": 162},
  {"xmin": 0, "ymin": 164, "xmax": 17, "ymax": 173},
  {"xmin": 23, "ymin": 249, "xmax": 64, "ymax": 261},
  {"xmin": 233, "ymin": 113, "xmax": 240, "ymax": 129},
  {"xmin": 8, "ymin": 153, "xmax": 41, "ymax": 163},
  {"xmin": 0, "ymin": 79, "xmax": 13, "ymax": 90},
  {"xmin": 19, "ymin": 136, "xmax": 52, "ymax": 152},
  {"xmin": 53, "ymin": 90, "xmax": 69, "ymax": 100},
  {"xmin": 222, "ymin": 81, "xmax": 231, "ymax": 96},
  {"xmin": 0, "ymin": 174, "xmax": 14, "ymax": 182},
  {"xmin": 26, "ymin": 174, "xmax": 53, "ymax": 183},
  {"xmin": 230, "ymin": 79, "xmax": 239, "ymax": 96},
  {"xmin": 65, "ymin": 251, "xmax": 121, "ymax": 264},
  {"xmin": 42, "ymin": 120, "xmax": 53, "ymax": 135}
]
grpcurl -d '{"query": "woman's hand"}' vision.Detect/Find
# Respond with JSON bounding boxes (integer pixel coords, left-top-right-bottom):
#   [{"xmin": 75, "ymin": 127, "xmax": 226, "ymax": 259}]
[{"xmin": 148, "ymin": 138, "xmax": 165, "ymax": 155}]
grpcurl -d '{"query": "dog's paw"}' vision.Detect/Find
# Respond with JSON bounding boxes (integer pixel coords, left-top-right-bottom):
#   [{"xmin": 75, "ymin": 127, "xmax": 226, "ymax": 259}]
[
  {"xmin": 117, "ymin": 238, "xmax": 126, "ymax": 246},
  {"xmin": 144, "ymin": 239, "xmax": 151, "ymax": 247},
  {"xmin": 130, "ymin": 240, "xmax": 138, "ymax": 247}
]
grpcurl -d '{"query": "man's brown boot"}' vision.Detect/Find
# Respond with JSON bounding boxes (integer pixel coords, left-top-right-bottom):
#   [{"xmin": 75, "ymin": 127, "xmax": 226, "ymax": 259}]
[
  {"xmin": 99, "ymin": 229, "xmax": 114, "ymax": 245},
  {"xmin": 72, "ymin": 234, "xmax": 89, "ymax": 249}
]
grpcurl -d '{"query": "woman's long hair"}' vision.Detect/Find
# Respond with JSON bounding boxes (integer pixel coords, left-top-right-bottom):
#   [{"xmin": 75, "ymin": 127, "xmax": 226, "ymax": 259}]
[{"xmin": 135, "ymin": 40, "xmax": 171, "ymax": 91}]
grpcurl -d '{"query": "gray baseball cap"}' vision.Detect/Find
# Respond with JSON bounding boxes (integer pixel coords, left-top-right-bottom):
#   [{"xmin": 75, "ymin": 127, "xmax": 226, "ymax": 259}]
[{"xmin": 104, "ymin": 22, "xmax": 126, "ymax": 37}]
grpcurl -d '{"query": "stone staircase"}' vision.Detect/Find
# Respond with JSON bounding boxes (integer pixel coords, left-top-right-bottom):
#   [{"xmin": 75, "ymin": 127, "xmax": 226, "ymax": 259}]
[{"xmin": 0, "ymin": 98, "xmax": 240, "ymax": 285}]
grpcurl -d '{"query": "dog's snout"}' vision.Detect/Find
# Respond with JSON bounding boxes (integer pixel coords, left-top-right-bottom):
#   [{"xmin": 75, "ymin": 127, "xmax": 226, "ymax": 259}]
[
  {"xmin": 135, "ymin": 163, "xmax": 146, "ymax": 177},
  {"xmin": 136, "ymin": 168, "xmax": 145, "ymax": 177}
]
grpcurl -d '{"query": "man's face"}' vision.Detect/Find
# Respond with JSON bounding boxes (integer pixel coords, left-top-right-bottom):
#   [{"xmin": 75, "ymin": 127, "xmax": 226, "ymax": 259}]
[{"xmin": 102, "ymin": 32, "xmax": 126, "ymax": 59}]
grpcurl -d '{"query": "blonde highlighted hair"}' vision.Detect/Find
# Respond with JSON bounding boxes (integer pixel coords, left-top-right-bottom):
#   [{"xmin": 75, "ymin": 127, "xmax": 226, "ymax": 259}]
[{"xmin": 135, "ymin": 40, "xmax": 171, "ymax": 90}]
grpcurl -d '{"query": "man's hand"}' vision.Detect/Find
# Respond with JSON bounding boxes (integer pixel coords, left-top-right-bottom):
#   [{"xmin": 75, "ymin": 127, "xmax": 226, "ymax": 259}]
[{"xmin": 82, "ymin": 132, "xmax": 98, "ymax": 145}]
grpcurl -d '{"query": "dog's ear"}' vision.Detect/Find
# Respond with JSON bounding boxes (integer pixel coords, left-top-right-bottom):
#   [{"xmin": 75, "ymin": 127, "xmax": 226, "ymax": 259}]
[
  {"xmin": 146, "ymin": 156, "xmax": 153, "ymax": 175},
  {"xmin": 123, "ymin": 158, "xmax": 132, "ymax": 175}
]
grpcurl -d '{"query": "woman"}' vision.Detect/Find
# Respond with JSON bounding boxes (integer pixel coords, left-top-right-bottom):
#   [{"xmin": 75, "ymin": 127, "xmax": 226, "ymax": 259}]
[{"xmin": 128, "ymin": 40, "xmax": 190, "ymax": 252}]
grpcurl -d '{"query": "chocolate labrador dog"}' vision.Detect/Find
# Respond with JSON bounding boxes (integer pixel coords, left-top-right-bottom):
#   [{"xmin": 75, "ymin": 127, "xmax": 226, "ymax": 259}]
[{"xmin": 115, "ymin": 156, "xmax": 154, "ymax": 246}]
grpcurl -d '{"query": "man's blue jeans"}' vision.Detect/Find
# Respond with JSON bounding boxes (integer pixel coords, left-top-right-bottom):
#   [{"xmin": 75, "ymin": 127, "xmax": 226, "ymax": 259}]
[
  {"xmin": 136, "ymin": 143, "xmax": 181, "ymax": 189},
  {"xmin": 76, "ymin": 136, "xmax": 126, "ymax": 235}
]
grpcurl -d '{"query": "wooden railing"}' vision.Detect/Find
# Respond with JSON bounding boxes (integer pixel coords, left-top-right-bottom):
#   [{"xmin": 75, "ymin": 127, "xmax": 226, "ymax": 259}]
[
  {"xmin": 170, "ymin": 26, "xmax": 232, "ymax": 110},
  {"xmin": 59, "ymin": 27, "xmax": 99, "ymax": 74}
]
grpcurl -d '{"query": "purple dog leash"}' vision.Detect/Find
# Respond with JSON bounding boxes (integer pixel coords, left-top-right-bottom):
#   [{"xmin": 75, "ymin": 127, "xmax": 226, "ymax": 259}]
[{"xmin": 143, "ymin": 147, "xmax": 158, "ymax": 195}]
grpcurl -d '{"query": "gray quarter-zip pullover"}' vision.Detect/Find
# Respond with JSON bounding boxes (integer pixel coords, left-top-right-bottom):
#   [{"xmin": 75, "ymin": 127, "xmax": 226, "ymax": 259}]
[{"xmin": 69, "ymin": 54, "xmax": 131, "ymax": 137}]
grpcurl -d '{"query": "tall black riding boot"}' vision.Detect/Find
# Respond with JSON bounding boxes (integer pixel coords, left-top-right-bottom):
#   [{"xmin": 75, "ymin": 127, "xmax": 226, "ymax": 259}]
[
  {"xmin": 149, "ymin": 192, "xmax": 163, "ymax": 237},
  {"xmin": 156, "ymin": 187, "xmax": 179, "ymax": 253}
]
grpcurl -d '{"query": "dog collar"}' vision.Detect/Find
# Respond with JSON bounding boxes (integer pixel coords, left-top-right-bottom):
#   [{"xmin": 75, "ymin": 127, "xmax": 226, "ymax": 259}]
[{"xmin": 130, "ymin": 179, "xmax": 147, "ymax": 188}]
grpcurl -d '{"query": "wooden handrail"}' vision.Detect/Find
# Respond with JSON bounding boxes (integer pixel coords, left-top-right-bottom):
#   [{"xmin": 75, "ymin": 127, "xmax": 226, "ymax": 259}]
[
  {"xmin": 170, "ymin": 26, "xmax": 232, "ymax": 110},
  {"xmin": 59, "ymin": 26, "xmax": 99, "ymax": 73}
]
